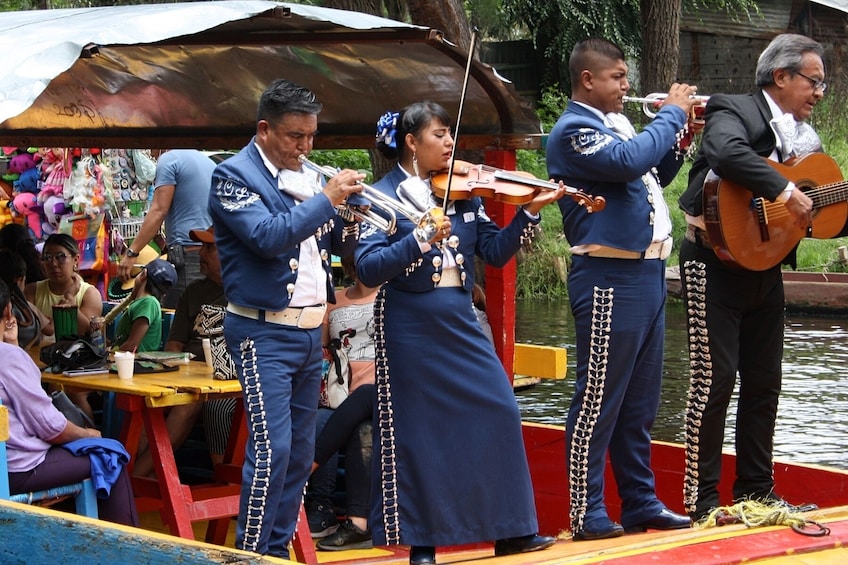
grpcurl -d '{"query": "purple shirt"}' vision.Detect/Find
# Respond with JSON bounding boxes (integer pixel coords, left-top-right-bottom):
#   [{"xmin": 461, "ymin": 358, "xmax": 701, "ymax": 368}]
[{"xmin": 0, "ymin": 342, "xmax": 67, "ymax": 472}]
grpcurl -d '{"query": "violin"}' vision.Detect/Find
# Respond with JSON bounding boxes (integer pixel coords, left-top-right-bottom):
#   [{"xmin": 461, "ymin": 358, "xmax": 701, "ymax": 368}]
[{"xmin": 429, "ymin": 161, "xmax": 606, "ymax": 213}]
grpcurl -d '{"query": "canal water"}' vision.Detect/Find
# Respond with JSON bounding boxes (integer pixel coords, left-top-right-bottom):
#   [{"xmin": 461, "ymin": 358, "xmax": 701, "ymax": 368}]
[{"xmin": 515, "ymin": 298, "xmax": 848, "ymax": 471}]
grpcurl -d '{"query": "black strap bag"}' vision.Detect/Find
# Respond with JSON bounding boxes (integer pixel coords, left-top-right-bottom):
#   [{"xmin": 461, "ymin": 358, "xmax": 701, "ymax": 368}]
[{"xmin": 40, "ymin": 337, "xmax": 108, "ymax": 373}]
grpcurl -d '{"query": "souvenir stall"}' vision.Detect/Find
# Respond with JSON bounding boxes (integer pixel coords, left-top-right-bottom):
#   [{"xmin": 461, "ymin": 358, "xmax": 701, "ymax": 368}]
[{"xmin": 0, "ymin": 147, "xmax": 158, "ymax": 298}]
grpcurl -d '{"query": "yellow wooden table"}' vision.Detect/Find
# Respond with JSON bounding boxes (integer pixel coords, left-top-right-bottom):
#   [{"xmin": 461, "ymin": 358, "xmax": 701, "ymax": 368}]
[
  {"xmin": 40, "ymin": 358, "xmax": 318, "ymax": 563},
  {"xmin": 40, "ymin": 362, "xmax": 243, "ymax": 541}
]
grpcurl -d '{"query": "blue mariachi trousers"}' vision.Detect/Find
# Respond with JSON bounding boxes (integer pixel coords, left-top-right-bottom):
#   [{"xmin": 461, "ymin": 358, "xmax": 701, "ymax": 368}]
[
  {"xmin": 566, "ymin": 255, "xmax": 667, "ymax": 532},
  {"xmin": 224, "ymin": 312, "xmax": 323, "ymax": 559}
]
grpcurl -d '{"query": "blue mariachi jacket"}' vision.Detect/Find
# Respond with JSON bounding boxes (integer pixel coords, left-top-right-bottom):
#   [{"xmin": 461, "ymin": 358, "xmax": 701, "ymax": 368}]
[
  {"xmin": 208, "ymin": 138, "xmax": 358, "ymax": 311},
  {"xmin": 356, "ymin": 165, "xmax": 539, "ymax": 292},
  {"xmin": 546, "ymin": 102, "xmax": 688, "ymax": 253}
]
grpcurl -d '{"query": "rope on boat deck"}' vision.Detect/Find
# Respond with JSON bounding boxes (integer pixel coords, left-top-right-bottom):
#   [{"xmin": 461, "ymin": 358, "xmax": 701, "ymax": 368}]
[{"xmin": 696, "ymin": 499, "xmax": 830, "ymax": 537}]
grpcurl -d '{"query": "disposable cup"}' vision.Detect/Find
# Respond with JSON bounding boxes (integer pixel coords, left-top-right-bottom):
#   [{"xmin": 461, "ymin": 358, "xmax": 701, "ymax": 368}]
[
  {"xmin": 201, "ymin": 338, "xmax": 214, "ymax": 369},
  {"xmin": 114, "ymin": 351, "xmax": 135, "ymax": 379}
]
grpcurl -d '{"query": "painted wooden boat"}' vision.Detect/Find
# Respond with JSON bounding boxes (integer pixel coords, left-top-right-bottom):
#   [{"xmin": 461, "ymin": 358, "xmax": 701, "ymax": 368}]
[{"xmin": 5, "ymin": 422, "xmax": 848, "ymax": 565}]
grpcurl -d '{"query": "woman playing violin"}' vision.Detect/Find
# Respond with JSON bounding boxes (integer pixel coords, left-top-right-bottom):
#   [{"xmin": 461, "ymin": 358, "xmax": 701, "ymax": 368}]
[{"xmin": 355, "ymin": 102, "xmax": 564, "ymax": 565}]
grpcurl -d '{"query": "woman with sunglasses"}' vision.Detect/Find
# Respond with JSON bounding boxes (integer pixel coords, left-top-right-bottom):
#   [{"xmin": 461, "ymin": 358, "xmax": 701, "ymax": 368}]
[{"xmin": 25, "ymin": 233, "xmax": 104, "ymax": 420}]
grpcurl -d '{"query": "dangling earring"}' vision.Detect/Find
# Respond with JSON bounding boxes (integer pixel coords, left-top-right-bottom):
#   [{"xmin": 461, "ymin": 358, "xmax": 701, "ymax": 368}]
[{"xmin": 412, "ymin": 152, "xmax": 419, "ymax": 177}]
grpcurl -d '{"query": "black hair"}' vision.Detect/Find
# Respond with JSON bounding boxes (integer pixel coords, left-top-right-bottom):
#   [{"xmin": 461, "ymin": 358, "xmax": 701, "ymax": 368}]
[
  {"xmin": 569, "ymin": 37, "xmax": 626, "ymax": 87},
  {"xmin": 376, "ymin": 101, "xmax": 452, "ymax": 160},
  {"xmin": 0, "ymin": 223, "xmax": 45, "ymax": 282},
  {"xmin": 257, "ymin": 79, "xmax": 323, "ymax": 124},
  {"xmin": 43, "ymin": 233, "xmax": 80, "ymax": 256},
  {"xmin": 0, "ymin": 278, "xmax": 9, "ymax": 312}
]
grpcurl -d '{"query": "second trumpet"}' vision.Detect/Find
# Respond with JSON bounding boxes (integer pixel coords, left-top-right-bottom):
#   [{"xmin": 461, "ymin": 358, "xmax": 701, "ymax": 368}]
[
  {"xmin": 298, "ymin": 155, "xmax": 445, "ymax": 243},
  {"xmin": 623, "ymin": 93, "xmax": 709, "ymax": 118}
]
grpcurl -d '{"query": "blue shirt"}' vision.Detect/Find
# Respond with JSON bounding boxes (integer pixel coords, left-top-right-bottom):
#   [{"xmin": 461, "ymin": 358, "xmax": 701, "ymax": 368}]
[{"xmin": 154, "ymin": 149, "xmax": 215, "ymax": 246}]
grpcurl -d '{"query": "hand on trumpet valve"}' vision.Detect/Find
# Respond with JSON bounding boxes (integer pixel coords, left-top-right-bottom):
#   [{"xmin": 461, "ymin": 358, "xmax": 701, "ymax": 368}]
[
  {"xmin": 322, "ymin": 167, "xmax": 366, "ymax": 207},
  {"xmin": 664, "ymin": 83, "xmax": 701, "ymax": 115}
]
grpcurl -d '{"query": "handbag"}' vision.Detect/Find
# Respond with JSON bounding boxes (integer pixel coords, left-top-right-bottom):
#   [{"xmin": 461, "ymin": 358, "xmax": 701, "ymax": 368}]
[
  {"xmin": 50, "ymin": 390, "xmax": 95, "ymax": 428},
  {"xmin": 194, "ymin": 304, "xmax": 237, "ymax": 380},
  {"xmin": 40, "ymin": 337, "xmax": 109, "ymax": 373},
  {"xmin": 319, "ymin": 338, "xmax": 351, "ymax": 409}
]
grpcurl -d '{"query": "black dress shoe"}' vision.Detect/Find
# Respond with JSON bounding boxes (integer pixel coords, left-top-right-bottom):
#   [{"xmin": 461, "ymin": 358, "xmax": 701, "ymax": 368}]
[
  {"xmin": 572, "ymin": 520, "xmax": 624, "ymax": 541},
  {"xmin": 494, "ymin": 534, "xmax": 556, "ymax": 556},
  {"xmin": 409, "ymin": 545, "xmax": 436, "ymax": 565},
  {"xmin": 624, "ymin": 508, "xmax": 691, "ymax": 533}
]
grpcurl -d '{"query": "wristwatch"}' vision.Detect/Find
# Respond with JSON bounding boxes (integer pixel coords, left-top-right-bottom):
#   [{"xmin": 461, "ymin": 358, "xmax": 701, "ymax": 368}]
[{"xmin": 125, "ymin": 248, "xmax": 140, "ymax": 258}]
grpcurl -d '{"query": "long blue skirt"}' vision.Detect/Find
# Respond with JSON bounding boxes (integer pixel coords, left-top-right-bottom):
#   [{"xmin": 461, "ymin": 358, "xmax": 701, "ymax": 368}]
[{"xmin": 370, "ymin": 285, "xmax": 539, "ymax": 547}]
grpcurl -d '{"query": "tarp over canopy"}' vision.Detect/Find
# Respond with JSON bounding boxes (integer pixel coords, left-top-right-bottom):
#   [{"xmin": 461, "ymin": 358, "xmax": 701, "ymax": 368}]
[{"xmin": 0, "ymin": 1, "xmax": 542, "ymax": 150}]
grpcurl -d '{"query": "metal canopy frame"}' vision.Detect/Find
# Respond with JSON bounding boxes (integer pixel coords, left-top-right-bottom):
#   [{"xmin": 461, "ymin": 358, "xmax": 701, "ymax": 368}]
[{"xmin": 0, "ymin": 1, "xmax": 542, "ymax": 150}]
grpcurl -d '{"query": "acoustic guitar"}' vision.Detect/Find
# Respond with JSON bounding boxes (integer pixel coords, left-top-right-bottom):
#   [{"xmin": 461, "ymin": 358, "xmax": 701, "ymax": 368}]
[{"xmin": 703, "ymin": 152, "xmax": 848, "ymax": 271}]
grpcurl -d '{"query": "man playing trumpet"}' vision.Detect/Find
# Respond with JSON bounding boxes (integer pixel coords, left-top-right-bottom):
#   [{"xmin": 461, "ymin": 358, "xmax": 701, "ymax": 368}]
[
  {"xmin": 546, "ymin": 37, "xmax": 700, "ymax": 541},
  {"xmin": 208, "ymin": 78, "xmax": 364, "ymax": 560}
]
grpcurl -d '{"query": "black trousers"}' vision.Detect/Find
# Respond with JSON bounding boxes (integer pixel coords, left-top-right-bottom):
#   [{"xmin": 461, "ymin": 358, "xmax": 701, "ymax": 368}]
[{"xmin": 679, "ymin": 237, "xmax": 784, "ymax": 517}]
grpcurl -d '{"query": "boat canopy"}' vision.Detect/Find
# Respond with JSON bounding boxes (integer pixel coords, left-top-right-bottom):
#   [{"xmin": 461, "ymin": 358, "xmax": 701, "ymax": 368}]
[{"xmin": 0, "ymin": 1, "xmax": 542, "ymax": 150}]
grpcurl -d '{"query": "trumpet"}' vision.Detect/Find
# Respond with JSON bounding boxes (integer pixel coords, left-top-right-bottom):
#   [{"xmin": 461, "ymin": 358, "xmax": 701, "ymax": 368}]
[
  {"xmin": 623, "ymin": 93, "xmax": 709, "ymax": 119},
  {"xmin": 298, "ymin": 155, "xmax": 445, "ymax": 242}
]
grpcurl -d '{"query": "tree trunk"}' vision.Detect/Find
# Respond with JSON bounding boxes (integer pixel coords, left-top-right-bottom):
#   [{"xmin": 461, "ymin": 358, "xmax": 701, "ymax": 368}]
[{"xmin": 639, "ymin": 0, "xmax": 681, "ymax": 96}]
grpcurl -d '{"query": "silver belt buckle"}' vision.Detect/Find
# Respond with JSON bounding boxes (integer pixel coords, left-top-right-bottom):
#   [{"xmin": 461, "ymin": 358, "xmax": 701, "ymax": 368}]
[{"xmin": 296, "ymin": 304, "xmax": 327, "ymax": 329}]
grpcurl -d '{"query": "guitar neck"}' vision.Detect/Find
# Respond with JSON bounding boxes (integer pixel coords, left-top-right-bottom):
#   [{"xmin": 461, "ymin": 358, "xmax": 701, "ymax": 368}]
[{"xmin": 810, "ymin": 181, "xmax": 848, "ymax": 210}]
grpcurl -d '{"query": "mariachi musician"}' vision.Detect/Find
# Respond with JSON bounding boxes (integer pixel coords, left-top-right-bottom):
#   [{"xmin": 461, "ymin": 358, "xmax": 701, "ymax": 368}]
[
  {"xmin": 356, "ymin": 102, "xmax": 564, "ymax": 565},
  {"xmin": 208, "ymin": 79, "xmax": 365, "ymax": 560},
  {"xmin": 678, "ymin": 33, "xmax": 823, "ymax": 522}
]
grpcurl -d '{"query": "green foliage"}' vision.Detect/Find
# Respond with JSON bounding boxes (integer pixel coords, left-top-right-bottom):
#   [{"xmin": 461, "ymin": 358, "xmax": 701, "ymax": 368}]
[{"xmin": 309, "ymin": 149, "xmax": 375, "ymax": 183}]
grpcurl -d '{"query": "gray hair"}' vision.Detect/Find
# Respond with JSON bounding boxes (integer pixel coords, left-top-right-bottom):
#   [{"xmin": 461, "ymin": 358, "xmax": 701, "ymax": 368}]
[{"xmin": 755, "ymin": 34, "xmax": 824, "ymax": 87}]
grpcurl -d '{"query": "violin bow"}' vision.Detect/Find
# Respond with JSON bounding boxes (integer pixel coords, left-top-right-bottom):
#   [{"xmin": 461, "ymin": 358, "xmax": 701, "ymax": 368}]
[{"xmin": 442, "ymin": 26, "xmax": 479, "ymax": 210}]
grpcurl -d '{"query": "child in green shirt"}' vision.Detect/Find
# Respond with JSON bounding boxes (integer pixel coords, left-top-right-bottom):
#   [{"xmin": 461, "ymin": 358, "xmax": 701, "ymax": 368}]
[{"xmin": 114, "ymin": 258, "xmax": 177, "ymax": 352}]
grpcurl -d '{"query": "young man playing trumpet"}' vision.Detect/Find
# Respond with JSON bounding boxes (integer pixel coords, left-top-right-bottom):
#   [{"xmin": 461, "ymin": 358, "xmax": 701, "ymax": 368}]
[{"xmin": 546, "ymin": 37, "xmax": 701, "ymax": 541}]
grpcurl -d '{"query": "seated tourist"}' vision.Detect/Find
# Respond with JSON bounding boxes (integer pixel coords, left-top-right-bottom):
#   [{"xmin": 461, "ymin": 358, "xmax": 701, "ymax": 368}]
[
  {"xmin": 133, "ymin": 226, "xmax": 228, "ymax": 477},
  {"xmin": 0, "ymin": 278, "xmax": 138, "ymax": 526},
  {"xmin": 0, "ymin": 249, "xmax": 51, "ymax": 350},
  {"xmin": 25, "ymin": 234, "xmax": 103, "ymax": 421},
  {"xmin": 113, "ymin": 258, "xmax": 177, "ymax": 352}
]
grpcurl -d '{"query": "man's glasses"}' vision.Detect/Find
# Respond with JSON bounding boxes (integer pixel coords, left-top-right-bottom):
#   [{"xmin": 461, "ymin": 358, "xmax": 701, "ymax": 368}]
[
  {"xmin": 41, "ymin": 252, "xmax": 71, "ymax": 263},
  {"xmin": 796, "ymin": 71, "xmax": 827, "ymax": 93}
]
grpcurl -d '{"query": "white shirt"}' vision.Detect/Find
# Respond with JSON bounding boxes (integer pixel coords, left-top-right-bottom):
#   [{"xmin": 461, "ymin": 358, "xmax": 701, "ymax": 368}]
[{"xmin": 256, "ymin": 144, "xmax": 327, "ymax": 307}]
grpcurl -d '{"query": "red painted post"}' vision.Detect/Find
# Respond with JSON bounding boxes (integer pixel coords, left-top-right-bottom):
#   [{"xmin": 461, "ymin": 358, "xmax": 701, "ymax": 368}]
[{"xmin": 483, "ymin": 149, "xmax": 518, "ymax": 382}]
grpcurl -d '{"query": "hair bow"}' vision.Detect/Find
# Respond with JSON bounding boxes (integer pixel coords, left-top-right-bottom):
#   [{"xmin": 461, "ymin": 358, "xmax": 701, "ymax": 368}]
[{"xmin": 376, "ymin": 111, "xmax": 399, "ymax": 149}]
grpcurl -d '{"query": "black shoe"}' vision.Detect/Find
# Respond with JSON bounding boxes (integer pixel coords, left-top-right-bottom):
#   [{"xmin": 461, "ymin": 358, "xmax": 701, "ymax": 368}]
[
  {"xmin": 307, "ymin": 503, "xmax": 338, "ymax": 539},
  {"xmin": 409, "ymin": 545, "xmax": 436, "ymax": 565},
  {"xmin": 624, "ymin": 508, "xmax": 692, "ymax": 533},
  {"xmin": 494, "ymin": 534, "xmax": 556, "ymax": 556},
  {"xmin": 316, "ymin": 519, "xmax": 372, "ymax": 551},
  {"xmin": 572, "ymin": 520, "xmax": 624, "ymax": 541}
]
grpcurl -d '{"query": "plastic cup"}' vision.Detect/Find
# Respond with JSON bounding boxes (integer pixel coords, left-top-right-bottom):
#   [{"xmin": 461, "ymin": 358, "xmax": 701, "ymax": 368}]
[
  {"xmin": 52, "ymin": 304, "xmax": 79, "ymax": 341},
  {"xmin": 114, "ymin": 351, "xmax": 135, "ymax": 379},
  {"xmin": 201, "ymin": 338, "xmax": 214, "ymax": 369}
]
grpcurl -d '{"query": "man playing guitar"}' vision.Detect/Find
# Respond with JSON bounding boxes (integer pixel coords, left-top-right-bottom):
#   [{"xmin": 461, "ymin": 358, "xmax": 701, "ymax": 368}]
[{"xmin": 677, "ymin": 33, "xmax": 823, "ymax": 523}]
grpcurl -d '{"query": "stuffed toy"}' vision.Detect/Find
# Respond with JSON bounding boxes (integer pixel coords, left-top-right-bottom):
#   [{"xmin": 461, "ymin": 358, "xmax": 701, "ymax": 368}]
[
  {"xmin": 65, "ymin": 156, "xmax": 111, "ymax": 216},
  {"xmin": 39, "ymin": 147, "xmax": 69, "ymax": 200},
  {"xmin": 13, "ymin": 167, "xmax": 39, "ymax": 194},
  {"xmin": 4, "ymin": 151, "xmax": 39, "ymax": 184},
  {"xmin": 9, "ymin": 192, "xmax": 42, "ymax": 239},
  {"xmin": 0, "ymin": 199, "xmax": 15, "ymax": 228},
  {"xmin": 41, "ymin": 194, "xmax": 70, "ymax": 236}
]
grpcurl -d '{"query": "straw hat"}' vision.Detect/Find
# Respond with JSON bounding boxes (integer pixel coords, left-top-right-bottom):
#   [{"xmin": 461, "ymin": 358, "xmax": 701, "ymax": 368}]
[{"xmin": 107, "ymin": 245, "xmax": 167, "ymax": 300}]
